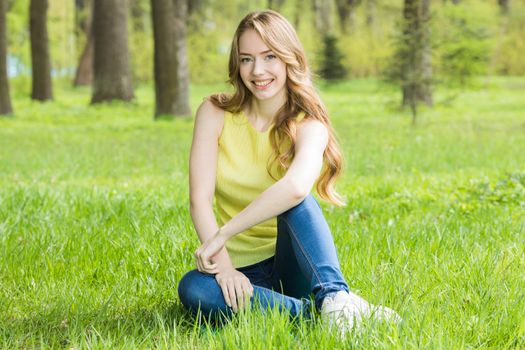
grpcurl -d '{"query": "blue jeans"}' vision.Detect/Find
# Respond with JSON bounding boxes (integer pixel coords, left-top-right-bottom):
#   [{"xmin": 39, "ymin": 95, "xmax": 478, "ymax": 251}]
[{"xmin": 178, "ymin": 194, "xmax": 349, "ymax": 320}]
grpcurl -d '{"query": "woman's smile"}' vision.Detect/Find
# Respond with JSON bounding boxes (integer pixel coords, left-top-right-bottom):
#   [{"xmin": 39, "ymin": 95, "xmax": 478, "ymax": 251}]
[{"xmin": 253, "ymin": 79, "xmax": 274, "ymax": 89}]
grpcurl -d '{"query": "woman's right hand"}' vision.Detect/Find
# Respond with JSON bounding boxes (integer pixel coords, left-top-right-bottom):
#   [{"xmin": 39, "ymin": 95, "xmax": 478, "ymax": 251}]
[{"xmin": 214, "ymin": 267, "xmax": 254, "ymax": 312}]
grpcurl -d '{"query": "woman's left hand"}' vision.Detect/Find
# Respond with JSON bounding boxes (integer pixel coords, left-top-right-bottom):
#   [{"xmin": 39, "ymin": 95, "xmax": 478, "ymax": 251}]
[{"xmin": 195, "ymin": 230, "xmax": 227, "ymax": 274}]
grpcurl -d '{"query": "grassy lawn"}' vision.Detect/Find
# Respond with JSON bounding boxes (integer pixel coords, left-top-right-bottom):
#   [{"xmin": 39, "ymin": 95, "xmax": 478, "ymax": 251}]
[{"xmin": 0, "ymin": 77, "xmax": 524, "ymax": 349}]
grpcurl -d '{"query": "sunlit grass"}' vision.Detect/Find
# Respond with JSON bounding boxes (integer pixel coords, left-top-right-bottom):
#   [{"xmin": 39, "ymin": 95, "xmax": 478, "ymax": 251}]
[{"xmin": 0, "ymin": 77, "xmax": 524, "ymax": 348}]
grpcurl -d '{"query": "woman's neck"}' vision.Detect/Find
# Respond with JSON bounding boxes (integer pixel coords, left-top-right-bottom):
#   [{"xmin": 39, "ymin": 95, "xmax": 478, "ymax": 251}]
[{"xmin": 248, "ymin": 94, "xmax": 286, "ymax": 124}]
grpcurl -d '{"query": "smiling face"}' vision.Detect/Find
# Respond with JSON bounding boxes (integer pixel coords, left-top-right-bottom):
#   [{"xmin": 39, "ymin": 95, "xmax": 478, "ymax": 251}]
[{"xmin": 238, "ymin": 29, "xmax": 287, "ymax": 105}]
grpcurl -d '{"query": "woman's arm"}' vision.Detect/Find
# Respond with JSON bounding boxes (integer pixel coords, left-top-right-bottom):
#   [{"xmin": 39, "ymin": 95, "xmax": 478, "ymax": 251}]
[
  {"xmin": 195, "ymin": 118, "xmax": 329, "ymax": 271},
  {"xmin": 189, "ymin": 99, "xmax": 226, "ymax": 257},
  {"xmin": 189, "ymin": 99, "xmax": 253, "ymax": 311}
]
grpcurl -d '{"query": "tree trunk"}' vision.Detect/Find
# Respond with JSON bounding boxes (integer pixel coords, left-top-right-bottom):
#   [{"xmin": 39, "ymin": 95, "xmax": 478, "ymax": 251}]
[
  {"xmin": 91, "ymin": 0, "xmax": 134, "ymax": 103},
  {"xmin": 335, "ymin": 0, "xmax": 357, "ymax": 34},
  {"xmin": 0, "ymin": 0, "xmax": 12, "ymax": 115},
  {"xmin": 74, "ymin": 24, "xmax": 94, "ymax": 86},
  {"xmin": 29, "ymin": 0, "xmax": 53, "ymax": 101},
  {"xmin": 173, "ymin": 0, "xmax": 191, "ymax": 116},
  {"xmin": 401, "ymin": 0, "xmax": 432, "ymax": 114},
  {"xmin": 313, "ymin": 0, "xmax": 333, "ymax": 34},
  {"xmin": 420, "ymin": 0, "xmax": 432, "ymax": 105},
  {"xmin": 74, "ymin": 0, "xmax": 93, "ymax": 86},
  {"xmin": 151, "ymin": 0, "xmax": 190, "ymax": 118}
]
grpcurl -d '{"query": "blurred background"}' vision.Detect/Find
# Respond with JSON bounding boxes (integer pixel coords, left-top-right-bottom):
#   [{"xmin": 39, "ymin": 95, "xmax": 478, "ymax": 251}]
[{"xmin": 1, "ymin": 0, "xmax": 524, "ymax": 119}]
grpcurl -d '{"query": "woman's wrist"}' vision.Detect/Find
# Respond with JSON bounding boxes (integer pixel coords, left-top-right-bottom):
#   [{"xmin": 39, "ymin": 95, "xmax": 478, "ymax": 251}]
[
  {"xmin": 216, "ymin": 227, "xmax": 228, "ymax": 241},
  {"xmin": 212, "ymin": 246, "xmax": 233, "ymax": 269}
]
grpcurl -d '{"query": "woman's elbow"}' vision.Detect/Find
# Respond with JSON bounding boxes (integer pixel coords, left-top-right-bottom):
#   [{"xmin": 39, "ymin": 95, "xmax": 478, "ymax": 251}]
[{"xmin": 284, "ymin": 178, "xmax": 310, "ymax": 203}]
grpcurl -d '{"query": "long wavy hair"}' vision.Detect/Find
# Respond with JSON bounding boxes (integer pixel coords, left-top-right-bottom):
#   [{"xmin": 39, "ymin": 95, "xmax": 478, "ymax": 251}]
[{"xmin": 209, "ymin": 10, "xmax": 345, "ymax": 206}]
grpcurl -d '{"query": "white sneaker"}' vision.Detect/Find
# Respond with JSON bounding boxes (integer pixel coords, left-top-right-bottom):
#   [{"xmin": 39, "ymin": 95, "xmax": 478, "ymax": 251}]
[{"xmin": 321, "ymin": 291, "xmax": 401, "ymax": 335}]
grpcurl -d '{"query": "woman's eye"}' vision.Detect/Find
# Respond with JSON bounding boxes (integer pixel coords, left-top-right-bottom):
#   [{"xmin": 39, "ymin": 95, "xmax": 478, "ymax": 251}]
[
  {"xmin": 240, "ymin": 57, "xmax": 252, "ymax": 63},
  {"xmin": 265, "ymin": 54, "xmax": 277, "ymax": 61}
]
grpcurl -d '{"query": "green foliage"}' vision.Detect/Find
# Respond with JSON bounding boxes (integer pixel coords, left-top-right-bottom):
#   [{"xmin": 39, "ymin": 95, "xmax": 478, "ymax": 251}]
[
  {"xmin": 434, "ymin": 3, "xmax": 492, "ymax": 86},
  {"xmin": 4, "ymin": 0, "xmax": 525, "ymax": 89},
  {"xmin": 129, "ymin": 29, "xmax": 154, "ymax": 84},
  {"xmin": 450, "ymin": 173, "xmax": 525, "ymax": 213},
  {"xmin": 340, "ymin": 28, "xmax": 393, "ymax": 78},
  {"xmin": 336, "ymin": 1, "xmax": 402, "ymax": 78},
  {"xmin": 187, "ymin": 0, "xmax": 238, "ymax": 85},
  {"xmin": 129, "ymin": 0, "xmax": 153, "ymax": 84},
  {"xmin": 318, "ymin": 35, "xmax": 348, "ymax": 81},
  {"xmin": 491, "ymin": 10, "xmax": 525, "ymax": 75},
  {"xmin": 1, "ymin": 78, "xmax": 525, "ymax": 348},
  {"xmin": 6, "ymin": 0, "xmax": 30, "ymax": 75},
  {"xmin": 187, "ymin": 27, "xmax": 230, "ymax": 85},
  {"xmin": 381, "ymin": 22, "xmax": 414, "ymax": 88},
  {"xmin": 48, "ymin": 0, "xmax": 76, "ymax": 76}
]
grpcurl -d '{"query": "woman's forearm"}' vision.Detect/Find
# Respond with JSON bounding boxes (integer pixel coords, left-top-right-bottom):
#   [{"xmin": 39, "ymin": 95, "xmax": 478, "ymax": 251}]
[
  {"xmin": 190, "ymin": 201, "xmax": 233, "ymax": 266},
  {"xmin": 217, "ymin": 177, "xmax": 306, "ymax": 241}
]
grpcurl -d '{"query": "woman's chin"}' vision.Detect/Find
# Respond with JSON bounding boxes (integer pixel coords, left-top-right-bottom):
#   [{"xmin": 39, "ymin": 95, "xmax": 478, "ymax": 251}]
[{"xmin": 250, "ymin": 88, "xmax": 286, "ymax": 102}]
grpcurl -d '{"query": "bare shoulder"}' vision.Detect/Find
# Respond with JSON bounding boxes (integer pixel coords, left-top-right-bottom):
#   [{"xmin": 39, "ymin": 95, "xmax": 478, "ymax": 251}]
[
  {"xmin": 194, "ymin": 98, "xmax": 225, "ymax": 137},
  {"xmin": 196, "ymin": 98, "xmax": 225, "ymax": 121},
  {"xmin": 296, "ymin": 118, "xmax": 329, "ymax": 143}
]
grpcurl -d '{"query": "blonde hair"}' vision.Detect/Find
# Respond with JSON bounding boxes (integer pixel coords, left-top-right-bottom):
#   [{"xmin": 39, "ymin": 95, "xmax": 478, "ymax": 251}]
[{"xmin": 210, "ymin": 10, "xmax": 345, "ymax": 206}]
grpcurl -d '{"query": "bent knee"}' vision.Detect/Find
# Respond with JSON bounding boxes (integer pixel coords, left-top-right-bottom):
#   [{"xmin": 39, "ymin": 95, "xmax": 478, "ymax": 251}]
[
  {"xmin": 177, "ymin": 270, "xmax": 230, "ymax": 318},
  {"xmin": 178, "ymin": 270, "xmax": 205, "ymax": 308}
]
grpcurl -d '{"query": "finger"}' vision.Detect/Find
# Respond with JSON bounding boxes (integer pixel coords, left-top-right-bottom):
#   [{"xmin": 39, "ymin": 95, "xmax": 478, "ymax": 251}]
[
  {"xmin": 202, "ymin": 266, "xmax": 219, "ymax": 275},
  {"xmin": 204, "ymin": 267, "xmax": 220, "ymax": 275},
  {"xmin": 227, "ymin": 282, "xmax": 238, "ymax": 312},
  {"xmin": 245, "ymin": 280, "xmax": 254, "ymax": 298},
  {"xmin": 239, "ymin": 279, "xmax": 252, "ymax": 310},
  {"xmin": 218, "ymin": 281, "xmax": 232, "ymax": 308},
  {"xmin": 197, "ymin": 253, "xmax": 218, "ymax": 274},
  {"xmin": 202, "ymin": 257, "xmax": 217, "ymax": 271},
  {"xmin": 194, "ymin": 248, "xmax": 203, "ymax": 262},
  {"xmin": 242, "ymin": 280, "xmax": 253, "ymax": 308},
  {"xmin": 197, "ymin": 255, "xmax": 207, "ymax": 271},
  {"xmin": 203, "ymin": 263, "xmax": 218, "ymax": 272},
  {"xmin": 197, "ymin": 256, "xmax": 205, "ymax": 273},
  {"xmin": 194, "ymin": 251, "xmax": 202, "ymax": 272},
  {"xmin": 235, "ymin": 280, "xmax": 245, "ymax": 310},
  {"xmin": 243, "ymin": 278, "xmax": 254, "ymax": 296}
]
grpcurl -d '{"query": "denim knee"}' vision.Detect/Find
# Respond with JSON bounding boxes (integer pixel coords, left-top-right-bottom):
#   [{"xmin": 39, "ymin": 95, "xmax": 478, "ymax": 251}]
[
  {"xmin": 178, "ymin": 269, "xmax": 232, "ymax": 320},
  {"xmin": 178, "ymin": 270, "xmax": 198, "ymax": 311}
]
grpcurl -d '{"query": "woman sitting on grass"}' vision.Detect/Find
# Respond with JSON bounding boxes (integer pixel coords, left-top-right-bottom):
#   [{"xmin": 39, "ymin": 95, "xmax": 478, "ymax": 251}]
[{"xmin": 178, "ymin": 10, "xmax": 400, "ymax": 334}]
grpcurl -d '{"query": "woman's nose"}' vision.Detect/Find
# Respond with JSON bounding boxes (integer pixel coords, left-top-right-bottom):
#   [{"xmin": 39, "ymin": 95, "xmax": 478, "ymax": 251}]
[{"xmin": 252, "ymin": 58, "xmax": 265, "ymax": 75}]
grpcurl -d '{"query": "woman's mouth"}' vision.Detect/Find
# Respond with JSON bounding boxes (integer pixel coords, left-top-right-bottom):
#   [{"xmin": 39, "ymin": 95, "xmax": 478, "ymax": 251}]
[{"xmin": 252, "ymin": 79, "xmax": 274, "ymax": 90}]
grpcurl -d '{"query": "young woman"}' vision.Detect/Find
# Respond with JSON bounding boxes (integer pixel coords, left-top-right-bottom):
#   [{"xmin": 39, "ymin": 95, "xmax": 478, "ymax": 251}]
[{"xmin": 178, "ymin": 10, "xmax": 400, "ymax": 333}]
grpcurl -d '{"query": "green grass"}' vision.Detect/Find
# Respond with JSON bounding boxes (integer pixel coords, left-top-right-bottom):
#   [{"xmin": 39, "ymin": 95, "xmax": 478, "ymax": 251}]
[{"xmin": 1, "ymin": 77, "xmax": 524, "ymax": 349}]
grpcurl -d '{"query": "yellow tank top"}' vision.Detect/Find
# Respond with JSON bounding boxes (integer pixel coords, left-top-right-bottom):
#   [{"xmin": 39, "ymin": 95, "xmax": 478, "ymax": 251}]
[{"xmin": 216, "ymin": 110, "xmax": 304, "ymax": 268}]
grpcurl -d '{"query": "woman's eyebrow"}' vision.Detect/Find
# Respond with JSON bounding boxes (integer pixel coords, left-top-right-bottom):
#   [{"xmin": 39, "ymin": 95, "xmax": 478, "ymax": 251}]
[{"xmin": 239, "ymin": 49, "xmax": 273, "ymax": 56}]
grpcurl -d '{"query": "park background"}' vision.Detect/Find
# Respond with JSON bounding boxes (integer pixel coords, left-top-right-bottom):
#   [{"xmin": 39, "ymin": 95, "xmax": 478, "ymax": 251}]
[{"xmin": 0, "ymin": 0, "xmax": 524, "ymax": 348}]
